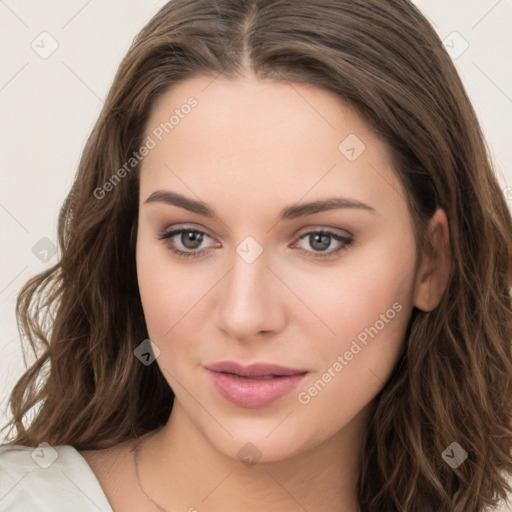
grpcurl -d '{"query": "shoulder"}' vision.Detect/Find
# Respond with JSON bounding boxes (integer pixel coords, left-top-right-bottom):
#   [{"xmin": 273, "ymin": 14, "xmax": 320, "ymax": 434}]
[
  {"xmin": 78, "ymin": 438, "xmax": 136, "ymax": 471},
  {"xmin": 78, "ymin": 439, "xmax": 145, "ymax": 511},
  {"xmin": 77, "ymin": 438, "xmax": 138, "ymax": 494},
  {"xmin": 0, "ymin": 443, "xmax": 114, "ymax": 511}
]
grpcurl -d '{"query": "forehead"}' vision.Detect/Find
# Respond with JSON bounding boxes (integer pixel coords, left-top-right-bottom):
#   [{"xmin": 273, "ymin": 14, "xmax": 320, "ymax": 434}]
[
  {"xmin": 139, "ymin": 75, "xmax": 406, "ymax": 219},
  {"xmin": 143, "ymin": 74, "xmax": 382, "ymax": 159}
]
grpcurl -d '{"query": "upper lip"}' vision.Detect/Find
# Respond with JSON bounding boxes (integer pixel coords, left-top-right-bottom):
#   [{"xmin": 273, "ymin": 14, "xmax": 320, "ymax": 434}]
[{"xmin": 205, "ymin": 361, "xmax": 308, "ymax": 377}]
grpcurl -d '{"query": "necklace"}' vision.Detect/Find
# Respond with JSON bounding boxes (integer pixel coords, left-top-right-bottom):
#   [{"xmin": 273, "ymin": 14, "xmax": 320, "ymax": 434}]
[
  {"xmin": 134, "ymin": 432, "xmax": 359, "ymax": 512},
  {"xmin": 133, "ymin": 432, "xmax": 170, "ymax": 512}
]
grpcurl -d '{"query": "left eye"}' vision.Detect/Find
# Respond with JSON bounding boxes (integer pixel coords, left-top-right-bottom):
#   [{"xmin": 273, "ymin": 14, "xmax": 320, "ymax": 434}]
[
  {"xmin": 157, "ymin": 228, "xmax": 353, "ymax": 259},
  {"xmin": 293, "ymin": 231, "xmax": 353, "ymax": 258}
]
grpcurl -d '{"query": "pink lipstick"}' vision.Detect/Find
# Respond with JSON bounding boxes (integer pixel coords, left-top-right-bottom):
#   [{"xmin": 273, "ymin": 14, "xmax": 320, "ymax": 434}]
[{"xmin": 205, "ymin": 361, "xmax": 308, "ymax": 408}]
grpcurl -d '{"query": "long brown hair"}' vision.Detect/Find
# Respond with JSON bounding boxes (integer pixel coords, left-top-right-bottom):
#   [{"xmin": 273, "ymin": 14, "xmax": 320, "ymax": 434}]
[{"xmin": 2, "ymin": 1, "xmax": 511, "ymax": 510}]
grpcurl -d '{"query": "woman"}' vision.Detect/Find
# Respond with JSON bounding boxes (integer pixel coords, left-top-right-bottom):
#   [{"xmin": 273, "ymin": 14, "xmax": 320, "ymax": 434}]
[{"xmin": 1, "ymin": 1, "xmax": 511, "ymax": 511}]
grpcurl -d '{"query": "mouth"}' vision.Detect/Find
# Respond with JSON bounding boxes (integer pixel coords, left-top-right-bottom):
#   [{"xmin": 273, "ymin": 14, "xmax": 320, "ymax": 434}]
[
  {"xmin": 219, "ymin": 372, "xmax": 290, "ymax": 380},
  {"xmin": 204, "ymin": 361, "xmax": 308, "ymax": 408},
  {"xmin": 204, "ymin": 360, "xmax": 308, "ymax": 378}
]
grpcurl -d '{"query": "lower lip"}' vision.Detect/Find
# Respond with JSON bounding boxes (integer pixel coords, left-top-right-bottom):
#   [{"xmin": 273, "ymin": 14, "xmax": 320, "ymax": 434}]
[{"xmin": 206, "ymin": 369, "xmax": 308, "ymax": 408}]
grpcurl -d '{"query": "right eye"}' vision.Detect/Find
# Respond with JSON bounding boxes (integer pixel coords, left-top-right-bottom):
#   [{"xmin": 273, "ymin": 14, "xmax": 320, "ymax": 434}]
[{"xmin": 157, "ymin": 227, "xmax": 219, "ymax": 258}]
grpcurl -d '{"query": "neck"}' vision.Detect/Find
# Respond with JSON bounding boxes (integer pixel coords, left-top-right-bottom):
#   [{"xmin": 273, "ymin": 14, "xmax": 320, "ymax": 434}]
[{"xmin": 135, "ymin": 401, "xmax": 367, "ymax": 512}]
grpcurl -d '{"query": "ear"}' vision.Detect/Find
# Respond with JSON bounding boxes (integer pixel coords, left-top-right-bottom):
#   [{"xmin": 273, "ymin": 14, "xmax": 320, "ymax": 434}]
[{"xmin": 413, "ymin": 208, "xmax": 452, "ymax": 312}]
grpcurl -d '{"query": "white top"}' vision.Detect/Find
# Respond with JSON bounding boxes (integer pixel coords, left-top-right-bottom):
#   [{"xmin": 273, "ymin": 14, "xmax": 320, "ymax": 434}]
[
  {"xmin": 1, "ymin": 443, "xmax": 512, "ymax": 511},
  {"xmin": 0, "ymin": 444, "xmax": 113, "ymax": 511}
]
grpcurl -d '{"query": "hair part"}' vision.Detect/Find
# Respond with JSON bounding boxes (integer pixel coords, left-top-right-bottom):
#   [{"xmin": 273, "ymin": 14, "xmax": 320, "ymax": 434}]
[{"xmin": 2, "ymin": 1, "xmax": 511, "ymax": 511}]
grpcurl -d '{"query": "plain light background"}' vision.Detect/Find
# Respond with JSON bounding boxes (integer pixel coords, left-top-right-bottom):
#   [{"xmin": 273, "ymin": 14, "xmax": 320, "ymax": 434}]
[{"xmin": 0, "ymin": 0, "xmax": 511, "ymax": 491}]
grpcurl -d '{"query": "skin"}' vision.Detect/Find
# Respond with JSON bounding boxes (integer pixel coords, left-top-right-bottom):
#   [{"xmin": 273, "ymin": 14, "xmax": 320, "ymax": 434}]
[{"xmin": 83, "ymin": 75, "xmax": 451, "ymax": 512}]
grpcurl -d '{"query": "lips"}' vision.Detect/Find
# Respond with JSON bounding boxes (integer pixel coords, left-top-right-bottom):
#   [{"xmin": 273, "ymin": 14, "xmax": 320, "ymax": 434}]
[
  {"xmin": 204, "ymin": 361, "xmax": 308, "ymax": 408},
  {"xmin": 204, "ymin": 361, "xmax": 307, "ymax": 378}
]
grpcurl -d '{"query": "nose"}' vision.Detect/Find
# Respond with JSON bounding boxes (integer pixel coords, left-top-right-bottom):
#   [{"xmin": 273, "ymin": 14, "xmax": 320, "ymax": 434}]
[{"xmin": 214, "ymin": 247, "xmax": 286, "ymax": 341}]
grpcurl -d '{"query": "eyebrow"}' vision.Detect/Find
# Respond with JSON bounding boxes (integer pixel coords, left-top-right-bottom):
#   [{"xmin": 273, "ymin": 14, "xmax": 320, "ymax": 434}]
[{"xmin": 143, "ymin": 190, "xmax": 376, "ymax": 221}]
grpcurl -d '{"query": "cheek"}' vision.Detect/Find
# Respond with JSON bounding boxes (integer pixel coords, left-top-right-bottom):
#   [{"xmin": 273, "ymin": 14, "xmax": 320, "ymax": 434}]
[
  {"xmin": 291, "ymin": 231, "xmax": 415, "ymax": 394},
  {"xmin": 292, "ymin": 230, "xmax": 416, "ymax": 433},
  {"xmin": 287, "ymin": 228, "xmax": 417, "ymax": 349},
  {"xmin": 136, "ymin": 231, "xmax": 206, "ymax": 342},
  {"xmin": 136, "ymin": 246, "xmax": 208, "ymax": 385},
  {"xmin": 295, "ymin": 297, "xmax": 409, "ymax": 443}
]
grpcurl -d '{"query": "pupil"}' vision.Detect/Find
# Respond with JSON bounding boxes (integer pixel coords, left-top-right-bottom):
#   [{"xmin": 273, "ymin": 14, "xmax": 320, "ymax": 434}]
[
  {"xmin": 182, "ymin": 231, "xmax": 203, "ymax": 249},
  {"xmin": 311, "ymin": 233, "xmax": 330, "ymax": 251}
]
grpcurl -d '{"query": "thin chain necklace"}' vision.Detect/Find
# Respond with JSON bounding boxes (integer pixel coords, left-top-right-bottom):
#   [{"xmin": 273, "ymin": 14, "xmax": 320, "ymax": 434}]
[
  {"xmin": 133, "ymin": 432, "xmax": 170, "ymax": 512},
  {"xmin": 133, "ymin": 432, "xmax": 359, "ymax": 512}
]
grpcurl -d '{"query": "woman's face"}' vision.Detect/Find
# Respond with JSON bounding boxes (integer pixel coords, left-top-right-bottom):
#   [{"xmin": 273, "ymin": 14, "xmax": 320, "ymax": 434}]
[{"xmin": 136, "ymin": 75, "xmax": 422, "ymax": 462}]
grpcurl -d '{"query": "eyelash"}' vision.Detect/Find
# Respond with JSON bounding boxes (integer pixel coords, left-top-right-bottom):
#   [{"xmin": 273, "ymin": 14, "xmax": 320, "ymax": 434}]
[{"xmin": 157, "ymin": 225, "xmax": 354, "ymax": 260}]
